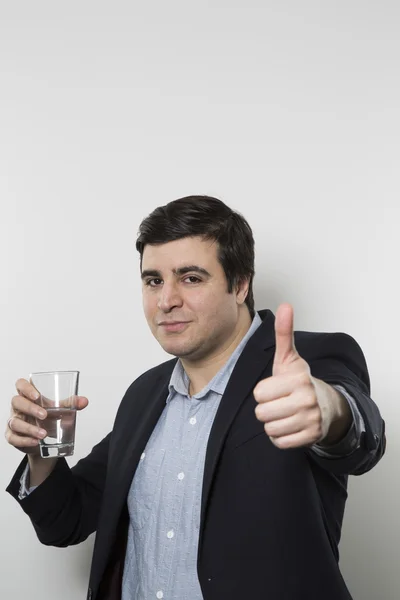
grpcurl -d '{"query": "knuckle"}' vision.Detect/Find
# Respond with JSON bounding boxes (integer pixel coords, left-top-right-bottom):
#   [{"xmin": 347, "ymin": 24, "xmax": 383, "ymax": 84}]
[
  {"xmin": 15, "ymin": 378, "xmax": 27, "ymax": 391},
  {"xmin": 12, "ymin": 395, "xmax": 28, "ymax": 411},
  {"xmin": 265, "ymin": 422, "xmax": 279, "ymax": 437},
  {"xmin": 255, "ymin": 405, "xmax": 264, "ymax": 420},
  {"xmin": 265, "ymin": 424, "xmax": 281, "ymax": 443},
  {"xmin": 13, "ymin": 396, "xmax": 33, "ymax": 416},
  {"xmin": 308, "ymin": 407, "xmax": 322, "ymax": 425},
  {"xmin": 5, "ymin": 431, "xmax": 16, "ymax": 446},
  {"xmin": 253, "ymin": 385, "xmax": 264, "ymax": 402},
  {"xmin": 273, "ymin": 436, "xmax": 289, "ymax": 450},
  {"xmin": 8, "ymin": 416, "xmax": 17, "ymax": 432},
  {"xmin": 302, "ymin": 392, "xmax": 317, "ymax": 410},
  {"xmin": 11, "ymin": 395, "xmax": 19, "ymax": 407},
  {"xmin": 296, "ymin": 371, "xmax": 311, "ymax": 387}
]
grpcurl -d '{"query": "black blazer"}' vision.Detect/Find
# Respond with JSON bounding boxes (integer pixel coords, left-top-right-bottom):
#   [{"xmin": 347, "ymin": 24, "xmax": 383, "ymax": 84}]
[{"xmin": 7, "ymin": 310, "xmax": 386, "ymax": 600}]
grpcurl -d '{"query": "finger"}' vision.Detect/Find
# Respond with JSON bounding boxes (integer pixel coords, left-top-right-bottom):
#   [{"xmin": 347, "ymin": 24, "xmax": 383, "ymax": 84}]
[
  {"xmin": 75, "ymin": 396, "xmax": 89, "ymax": 410},
  {"xmin": 269, "ymin": 429, "xmax": 319, "ymax": 450},
  {"xmin": 8, "ymin": 415, "xmax": 47, "ymax": 439},
  {"xmin": 5, "ymin": 430, "xmax": 40, "ymax": 448},
  {"xmin": 15, "ymin": 378, "xmax": 40, "ymax": 401},
  {"xmin": 253, "ymin": 372, "xmax": 309, "ymax": 404},
  {"xmin": 41, "ymin": 395, "xmax": 89, "ymax": 410},
  {"xmin": 273, "ymin": 303, "xmax": 298, "ymax": 366},
  {"xmin": 263, "ymin": 415, "xmax": 303, "ymax": 439},
  {"xmin": 13, "ymin": 393, "xmax": 87, "ymax": 415},
  {"xmin": 12, "ymin": 395, "xmax": 47, "ymax": 420},
  {"xmin": 255, "ymin": 396, "xmax": 300, "ymax": 423}
]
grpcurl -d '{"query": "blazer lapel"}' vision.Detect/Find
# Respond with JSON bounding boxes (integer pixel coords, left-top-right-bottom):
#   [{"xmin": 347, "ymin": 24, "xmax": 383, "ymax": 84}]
[{"xmin": 200, "ymin": 310, "xmax": 276, "ymax": 526}]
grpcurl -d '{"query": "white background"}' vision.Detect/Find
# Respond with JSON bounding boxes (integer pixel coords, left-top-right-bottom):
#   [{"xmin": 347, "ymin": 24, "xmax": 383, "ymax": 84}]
[{"xmin": 1, "ymin": 2, "xmax": 398, "ymax": 599}]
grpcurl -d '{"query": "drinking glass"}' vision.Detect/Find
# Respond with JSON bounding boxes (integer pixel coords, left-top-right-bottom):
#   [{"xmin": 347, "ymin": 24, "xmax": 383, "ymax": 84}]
[{"xmin": 29, "ymin": 371, "xmax": 80, "ymax": 458}]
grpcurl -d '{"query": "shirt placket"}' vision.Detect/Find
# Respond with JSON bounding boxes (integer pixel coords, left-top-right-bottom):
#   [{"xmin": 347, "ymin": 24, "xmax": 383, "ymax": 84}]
[{"xmin": 154, "ymin": 397, "xmax": 202, "ymax": 599}]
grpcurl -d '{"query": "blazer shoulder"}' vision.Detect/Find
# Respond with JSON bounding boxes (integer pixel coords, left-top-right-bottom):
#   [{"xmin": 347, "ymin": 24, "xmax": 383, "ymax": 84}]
[
  {"xmin": 295, "ymin": 329, "xmax": 365, "ymax": 354},
  {"xmin": 112, "ymin": 358, "xmax": 177, "ymax": 424},
  {"xmin": 294, "ymin": 329, "xmax": 366, "ymax": 358},
  {"xmin": 294, "ymin": 330, "xmax": 370, "ymax": 390}
]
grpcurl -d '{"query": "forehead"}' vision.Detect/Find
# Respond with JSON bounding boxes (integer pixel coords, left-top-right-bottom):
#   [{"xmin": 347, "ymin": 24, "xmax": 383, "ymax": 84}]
[{"xmin": 141, "ymin": 237, "xmax": 220, "ymax": 270}]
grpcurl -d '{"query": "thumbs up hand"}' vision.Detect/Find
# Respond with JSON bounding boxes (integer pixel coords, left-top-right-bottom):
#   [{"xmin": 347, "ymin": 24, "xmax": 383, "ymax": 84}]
[{"xmin": 254, "ymin": 304, "xmax": 350, "ymax": 449}]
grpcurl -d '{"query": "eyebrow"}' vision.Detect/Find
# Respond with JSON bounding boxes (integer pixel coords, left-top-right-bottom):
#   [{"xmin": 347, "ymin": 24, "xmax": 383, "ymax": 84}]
[{"xmin": 141, "ymin": 265, "xmax": 211, "ymax": 280}]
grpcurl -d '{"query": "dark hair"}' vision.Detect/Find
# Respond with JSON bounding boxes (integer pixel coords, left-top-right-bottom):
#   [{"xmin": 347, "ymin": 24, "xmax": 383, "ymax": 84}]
[{"xmin": 136, "ymin": 195, "xmax": 256, "ymax": 317}]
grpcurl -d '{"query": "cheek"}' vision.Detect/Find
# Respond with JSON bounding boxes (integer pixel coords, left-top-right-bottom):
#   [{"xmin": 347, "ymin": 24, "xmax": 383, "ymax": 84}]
[
  {"xmin": 142, "ymin": 293, "xmax": 157, "ymax": 319},
  {"xmin": 188, "ymin": 293, "xmax": 217, "ymax": 316},
  {"xmin": 193, "ymin": 291, "xmax": 233, "ymax": 322}
]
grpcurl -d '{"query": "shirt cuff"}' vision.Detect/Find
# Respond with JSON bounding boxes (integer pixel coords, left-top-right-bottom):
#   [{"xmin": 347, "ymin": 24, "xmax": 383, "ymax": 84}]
[
  {"xmin": 18, "ymin": 463, "xmax": 38, "ymax": 500},
  {"xmin": 311, "ymin": 384, "xmax": 366, "ymax": 458}
]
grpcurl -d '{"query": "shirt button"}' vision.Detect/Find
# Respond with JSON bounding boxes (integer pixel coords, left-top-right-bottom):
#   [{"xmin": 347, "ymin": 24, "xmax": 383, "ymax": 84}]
[
  {"xmin": 178, "ymin": 472, "xmax": 185, "ymax": 480},
  {"xmin": 140, "ymin": 452, "xmax": 145, "ymax": 460},
  {"xmin": 167, "ymin": 529, "xmax": 174, "ymax": 539},
  {"xmin": 189, "ymin": 417, "xmax": 197, "ymax": 425},
  {"xmin": 156, "ymin": 592, "xmax": 164, "ymax": 599}
]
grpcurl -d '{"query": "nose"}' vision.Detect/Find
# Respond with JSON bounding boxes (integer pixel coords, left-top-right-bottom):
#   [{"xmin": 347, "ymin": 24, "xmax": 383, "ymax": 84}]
[{"xmin": 157, "ymin": 281, "xmax": 183, "ymax": 312}]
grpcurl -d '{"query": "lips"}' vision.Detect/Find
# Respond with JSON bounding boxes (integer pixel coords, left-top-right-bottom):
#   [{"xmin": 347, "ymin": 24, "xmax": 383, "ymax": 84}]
[{"xmin": 159, "ymin": 321, "xmax": 190, "ymax": 332}]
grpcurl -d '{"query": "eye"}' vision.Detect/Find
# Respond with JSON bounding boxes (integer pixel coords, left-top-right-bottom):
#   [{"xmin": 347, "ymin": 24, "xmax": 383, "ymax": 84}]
[
  {"xmin": 145, "ymin": 278, "xmax": 163, "ymax": 287},
  {"xmin": 184, "ymin": 276, "xmax": 201, "ymax": 284}
]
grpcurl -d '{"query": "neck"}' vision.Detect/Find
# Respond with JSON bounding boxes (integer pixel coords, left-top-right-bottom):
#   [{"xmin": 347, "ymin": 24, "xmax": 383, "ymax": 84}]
[{"xmin": 182, "ymin": 309, "xmax": 253, "ymax": 396}]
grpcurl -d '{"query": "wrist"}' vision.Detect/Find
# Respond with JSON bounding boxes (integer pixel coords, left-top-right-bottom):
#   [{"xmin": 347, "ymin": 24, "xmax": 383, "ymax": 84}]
[{"xmin": 314, "ymin": 379, "xmax": 352, "ymax": 446}]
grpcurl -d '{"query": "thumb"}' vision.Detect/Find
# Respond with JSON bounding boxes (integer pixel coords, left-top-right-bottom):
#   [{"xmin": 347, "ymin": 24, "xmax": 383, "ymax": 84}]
[
  {"xmin": 75, "ymin": 396, "xmax": 89, "ymax": 411},
  {"xmin": 273, "ymin": 303, "xmax": 298, "ymax": 368}
]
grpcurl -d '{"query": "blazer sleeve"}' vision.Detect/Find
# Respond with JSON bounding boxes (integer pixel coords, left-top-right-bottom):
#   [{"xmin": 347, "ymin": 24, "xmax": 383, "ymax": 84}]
[
  {"xmin": 5, "ymin": 432, "xmax": 111, "ymax": 547},
  {"xmin": 298, "ymin": 331, "xmax": 386, "ymax": 476}
]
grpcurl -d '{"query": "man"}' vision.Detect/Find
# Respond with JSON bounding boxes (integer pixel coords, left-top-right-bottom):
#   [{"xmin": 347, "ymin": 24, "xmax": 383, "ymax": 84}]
[{"xmin": 6, "ymin": 195, "xmax": 385, "ymax": 600}]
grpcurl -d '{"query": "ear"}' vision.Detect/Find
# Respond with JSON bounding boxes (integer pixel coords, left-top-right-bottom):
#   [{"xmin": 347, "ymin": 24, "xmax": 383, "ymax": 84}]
[{"xmin": 236, "ymin": 276, "xmax": 250, "ymax": 305}]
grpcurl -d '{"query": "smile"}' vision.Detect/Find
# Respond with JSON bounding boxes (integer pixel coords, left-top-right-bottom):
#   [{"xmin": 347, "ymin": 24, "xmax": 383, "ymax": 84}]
[{"xmin": 159, "ymin": 321, "xmax": 190, "ymax": 333}]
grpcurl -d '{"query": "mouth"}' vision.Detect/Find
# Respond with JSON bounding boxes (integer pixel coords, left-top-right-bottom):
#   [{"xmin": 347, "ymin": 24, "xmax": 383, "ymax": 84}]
[{"xmin": 158, "ymin": 321, "xmax": 190, "ymax": 333}]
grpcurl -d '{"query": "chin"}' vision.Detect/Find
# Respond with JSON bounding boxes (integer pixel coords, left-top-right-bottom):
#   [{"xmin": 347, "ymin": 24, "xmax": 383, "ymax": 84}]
[
  {"xmin": 160, "ymin": 341, "xmax": 197, "ymax": 358},
  {"xmin": 163, "ymin": 347, "xmax": 193, "ymax": 358}
]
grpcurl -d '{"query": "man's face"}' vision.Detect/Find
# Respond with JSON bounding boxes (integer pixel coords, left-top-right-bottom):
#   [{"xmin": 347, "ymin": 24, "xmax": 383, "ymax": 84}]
[{"xmin": 141, "ymin": 236, "xmax": 248, "ymax": 362}]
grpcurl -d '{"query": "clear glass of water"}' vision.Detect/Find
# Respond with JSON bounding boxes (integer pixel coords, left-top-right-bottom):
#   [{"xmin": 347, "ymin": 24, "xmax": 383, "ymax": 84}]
[{"xmin": 29, "ymin": 371, "xmax": 80, "ymax": 458}]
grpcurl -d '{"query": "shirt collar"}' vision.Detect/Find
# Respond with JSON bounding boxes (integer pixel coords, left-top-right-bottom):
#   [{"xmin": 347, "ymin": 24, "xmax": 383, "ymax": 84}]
[{"xmin": 167, "ymin": 312, "xmax": 262, "ymax": 401}]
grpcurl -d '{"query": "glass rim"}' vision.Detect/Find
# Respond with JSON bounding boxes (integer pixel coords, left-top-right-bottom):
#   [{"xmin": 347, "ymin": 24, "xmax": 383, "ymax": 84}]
[{"xmin": 29, "ymin": 370, "xmax": 80, "ymax": 377}]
